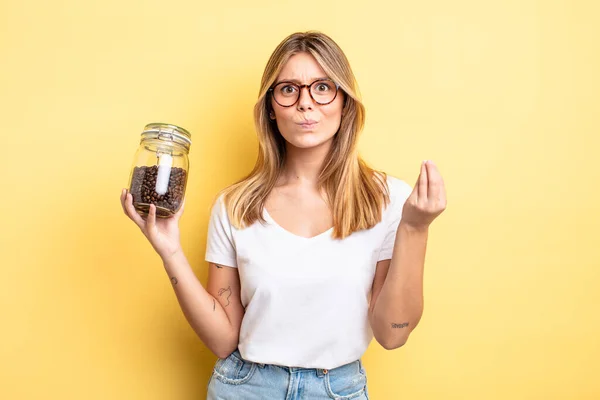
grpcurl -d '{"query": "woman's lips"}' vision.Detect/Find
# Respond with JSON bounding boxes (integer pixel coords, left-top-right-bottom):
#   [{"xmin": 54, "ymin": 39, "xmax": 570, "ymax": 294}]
[{"xmin": 297, "ymin": 121, "xmax": 319, "ymax": 129}]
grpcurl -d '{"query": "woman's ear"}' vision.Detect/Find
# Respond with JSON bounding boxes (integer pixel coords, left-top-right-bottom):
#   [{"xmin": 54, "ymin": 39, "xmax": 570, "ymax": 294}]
[{"xmin": 267, "ymin": 101, "xmax": 276, "ymax": 120}]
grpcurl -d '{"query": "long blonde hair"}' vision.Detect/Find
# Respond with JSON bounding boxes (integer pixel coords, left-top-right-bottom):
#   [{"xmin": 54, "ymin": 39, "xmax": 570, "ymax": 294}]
[{"xmin": 218, "ymin": 31, "xmax": 390, "ymax": 239}]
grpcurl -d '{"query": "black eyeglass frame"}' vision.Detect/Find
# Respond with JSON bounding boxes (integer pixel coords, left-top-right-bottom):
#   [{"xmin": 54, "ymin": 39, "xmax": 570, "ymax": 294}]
[{"xmin": 268, "ymin": 78, "xmax": 341, "ymax": 107}]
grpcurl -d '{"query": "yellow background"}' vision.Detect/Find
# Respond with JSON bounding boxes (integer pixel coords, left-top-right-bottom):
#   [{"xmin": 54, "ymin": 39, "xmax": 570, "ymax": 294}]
[{"xmin": 1, "ymin": 0, "xmax": 599, "ymax": 399}]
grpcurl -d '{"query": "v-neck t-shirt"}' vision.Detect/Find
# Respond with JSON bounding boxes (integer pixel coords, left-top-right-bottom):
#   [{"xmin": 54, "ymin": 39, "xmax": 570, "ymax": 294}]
[{"xmin": 205, "ymin": 175, "xmax": 413, "ymax": 369}]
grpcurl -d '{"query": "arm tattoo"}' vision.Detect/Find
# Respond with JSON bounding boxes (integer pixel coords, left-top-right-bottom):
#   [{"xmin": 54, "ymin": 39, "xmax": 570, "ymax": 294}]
[
  {"xmin": 215, "ymin": 264, "xmax": 223, "ymax": 269},
  {"xmin": 218, "ymin": 286, "xmax": 232, "ymax": 307},
  {"xmin": 170, "ymin": 276, "xmax": 178, "ymax": 285},
  {"xmin": 391, "ymin": 322, "xmax": 409, "ymax": 329}
]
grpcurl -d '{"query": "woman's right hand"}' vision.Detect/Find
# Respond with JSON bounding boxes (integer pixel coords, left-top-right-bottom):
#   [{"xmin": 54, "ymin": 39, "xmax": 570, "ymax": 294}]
[{"xmin": 120, "ymin": 188, "xmax": 186, "ymax": 262}]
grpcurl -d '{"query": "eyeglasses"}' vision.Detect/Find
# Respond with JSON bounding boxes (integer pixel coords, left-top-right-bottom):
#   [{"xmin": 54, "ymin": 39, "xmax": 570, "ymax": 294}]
[{"xmin": 268, "ymin": 78, "xmax": 340, "ymax": 107}]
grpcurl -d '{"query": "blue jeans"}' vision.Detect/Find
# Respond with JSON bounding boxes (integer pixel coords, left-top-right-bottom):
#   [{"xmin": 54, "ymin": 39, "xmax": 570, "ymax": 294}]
[{"xmin": 207, "ymin": 348, "xmax": 370, "ymax": 399}]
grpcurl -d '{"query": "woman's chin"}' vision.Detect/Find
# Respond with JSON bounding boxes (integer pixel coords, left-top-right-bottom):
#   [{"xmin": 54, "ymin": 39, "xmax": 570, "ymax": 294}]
[{"xmin": 283, "ymin": 133, "xmax": 334, "ymax": 149}]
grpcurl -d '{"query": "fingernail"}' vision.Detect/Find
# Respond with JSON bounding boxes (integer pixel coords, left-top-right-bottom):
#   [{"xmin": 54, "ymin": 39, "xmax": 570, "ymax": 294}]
[{"xmin": 423, "ymin": 160, "xmax": 428, "ymax": 164}]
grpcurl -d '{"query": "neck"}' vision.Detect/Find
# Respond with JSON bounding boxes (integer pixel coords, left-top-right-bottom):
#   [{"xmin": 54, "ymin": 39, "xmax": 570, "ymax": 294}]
[{"xmin": 279, "ymin": 139, "xmax": 333, "ymax": 187}]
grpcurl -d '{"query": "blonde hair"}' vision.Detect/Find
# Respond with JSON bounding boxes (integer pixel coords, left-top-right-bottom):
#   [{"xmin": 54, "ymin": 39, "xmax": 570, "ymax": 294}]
[{"xmin": 218, "ymin": 31, "xmax": 390, "ymax": 239}]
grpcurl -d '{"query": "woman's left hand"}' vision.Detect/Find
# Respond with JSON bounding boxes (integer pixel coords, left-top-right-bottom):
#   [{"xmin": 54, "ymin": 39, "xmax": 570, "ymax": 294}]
[{"xmin": 401, "ymin": 160, "xmax": 447, "ymax": 231}]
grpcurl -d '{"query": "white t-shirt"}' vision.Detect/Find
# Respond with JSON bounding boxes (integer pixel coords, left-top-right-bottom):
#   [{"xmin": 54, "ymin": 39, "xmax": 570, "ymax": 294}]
[{"xmin": 205, "ymin": 175, "xmax": 413, "ymax": 369}]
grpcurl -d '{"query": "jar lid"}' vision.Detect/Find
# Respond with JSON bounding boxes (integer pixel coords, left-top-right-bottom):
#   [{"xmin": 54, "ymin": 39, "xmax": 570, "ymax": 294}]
[{"xmin": 140, "ymin": 123, "xmax": 192, "ymax": 147}]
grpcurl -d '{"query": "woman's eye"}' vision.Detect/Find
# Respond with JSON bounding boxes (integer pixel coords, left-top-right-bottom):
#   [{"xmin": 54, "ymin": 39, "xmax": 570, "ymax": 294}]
[
  {"xmin": 281, "ymin": 85, "xmax": 297, "ymax": 94},
  {"xmin": 316, "ymin": 83, "xmax": 331, "ymax": 92}
]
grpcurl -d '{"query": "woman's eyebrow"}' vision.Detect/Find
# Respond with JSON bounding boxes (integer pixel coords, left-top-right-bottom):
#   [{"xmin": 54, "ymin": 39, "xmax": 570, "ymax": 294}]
[{"xmin": 275, "ymin": 77, "xmax": 329, "ymax": 84}]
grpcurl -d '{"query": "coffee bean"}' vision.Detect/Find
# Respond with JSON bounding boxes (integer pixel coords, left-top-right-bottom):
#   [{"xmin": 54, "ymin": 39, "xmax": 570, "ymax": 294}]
[{"xmin": 129, "ymin": 166, "xmax": 187, "ymax": 218}]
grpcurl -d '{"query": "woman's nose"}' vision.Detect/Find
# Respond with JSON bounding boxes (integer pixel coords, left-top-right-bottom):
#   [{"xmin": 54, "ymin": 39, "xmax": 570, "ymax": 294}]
[{"xmin": 297, "ymin": 87, "xmax": 314, "ymax": 111}]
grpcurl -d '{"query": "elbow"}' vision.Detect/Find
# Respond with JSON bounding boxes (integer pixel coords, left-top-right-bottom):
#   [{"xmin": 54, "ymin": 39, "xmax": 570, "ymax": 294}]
[
  {"xmin": 214, "ymin": 342, "xmax": 238, "ymax": 359},
  {"xmin": 380, "ymin": 334, "xmax": 410, "ymax": 350},
  {"xmin": 215, "ymin": 348, "xmax": 234, "ymax": 359},
  {"xmin": 212, "ymin": 333, "xmax": 240, "ymax": 359}
]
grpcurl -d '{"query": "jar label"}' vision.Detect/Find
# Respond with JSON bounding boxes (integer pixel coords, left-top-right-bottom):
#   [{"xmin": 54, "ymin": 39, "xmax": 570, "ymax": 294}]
[{"xmin": 155, "ymin": 153, "xmax": 173, "ymax": 195}]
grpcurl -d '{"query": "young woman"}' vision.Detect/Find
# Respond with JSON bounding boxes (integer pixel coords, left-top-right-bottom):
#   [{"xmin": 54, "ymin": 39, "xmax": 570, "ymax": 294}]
[{"xmin": 121, "ymin": 31, "xmax": 446, "ymax": 399}]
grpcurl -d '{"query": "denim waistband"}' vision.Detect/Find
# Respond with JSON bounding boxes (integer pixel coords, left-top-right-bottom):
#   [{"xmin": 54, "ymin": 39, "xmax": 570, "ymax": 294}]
[{"xmin": 230, "ymin": 348, "xmax": 360, "ymax": 376}]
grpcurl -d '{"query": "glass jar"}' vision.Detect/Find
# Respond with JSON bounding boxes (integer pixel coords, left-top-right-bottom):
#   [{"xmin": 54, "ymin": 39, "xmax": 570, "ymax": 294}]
[{"xmin": 127, "ymin": 123, "xmax": 192, "ymax": 218}]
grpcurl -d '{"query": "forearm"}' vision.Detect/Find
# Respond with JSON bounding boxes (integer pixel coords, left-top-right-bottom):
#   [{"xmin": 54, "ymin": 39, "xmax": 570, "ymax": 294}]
[
  {"xmin": 372, "ymin": 222, "xmax": 428, "ymax": 349},
  {"xmin": 162, "ymin": 249, "xmax": 238, "ymax": 357}
]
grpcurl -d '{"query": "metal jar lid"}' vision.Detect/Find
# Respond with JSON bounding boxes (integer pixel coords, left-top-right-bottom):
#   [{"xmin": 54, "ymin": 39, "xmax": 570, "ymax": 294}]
[{"xmin": 140, "ymin": 123, "xmax": 192, "ymax": 150}]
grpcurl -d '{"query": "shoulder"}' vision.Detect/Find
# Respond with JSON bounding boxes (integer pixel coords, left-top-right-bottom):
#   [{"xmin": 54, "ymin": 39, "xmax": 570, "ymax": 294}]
[
  {"xmin": 383, "ymin": 174, "xmax": 413, "ymax": 204},
  {"xmin": 209, "ymin": 192, "xmax": 230, "ymax": 221},
  {"xmin": 209, "ymin": 192, "xmax": 225, "ymax": 211}
]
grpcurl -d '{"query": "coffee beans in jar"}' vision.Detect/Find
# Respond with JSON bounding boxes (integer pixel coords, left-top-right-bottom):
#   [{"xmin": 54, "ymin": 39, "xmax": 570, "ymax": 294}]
[{"xmin": 127, "ymin": 123, "xmax": 191, "ymax": 218}]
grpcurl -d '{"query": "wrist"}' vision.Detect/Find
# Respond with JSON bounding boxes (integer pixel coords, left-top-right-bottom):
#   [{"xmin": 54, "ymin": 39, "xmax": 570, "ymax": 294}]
[
  {"xmin": 161, "ymin": 247, "xmax": 184, "ymax": 264},
  {"xmin": 399, "ymin": 221, "xmax": 429, "ymax": 234}
]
